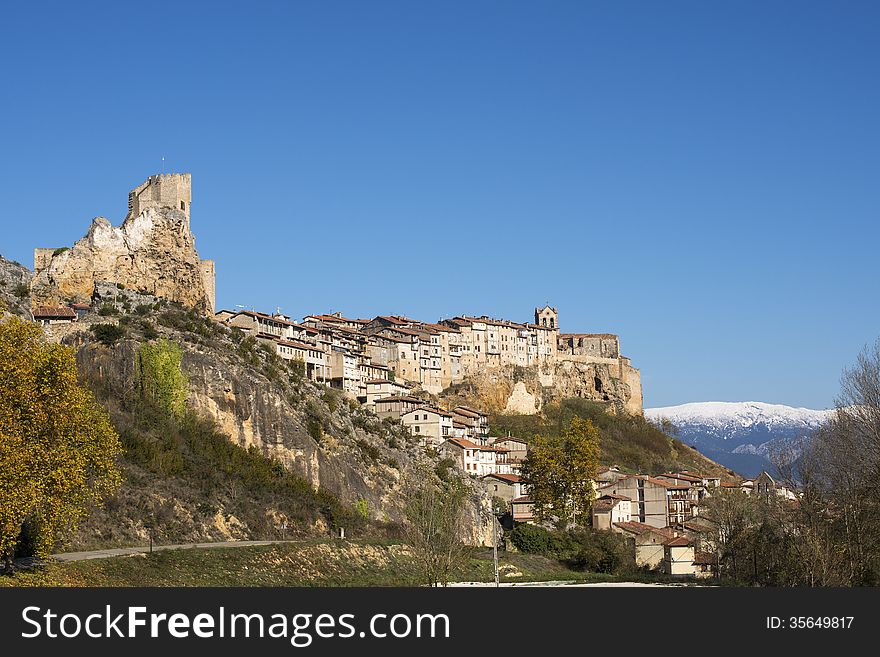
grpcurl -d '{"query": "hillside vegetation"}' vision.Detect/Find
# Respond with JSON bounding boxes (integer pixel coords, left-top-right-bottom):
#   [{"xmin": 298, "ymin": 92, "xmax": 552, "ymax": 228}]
[
  {"xmin": 491, "ymin": 398, "xmax": 736, "ymax": 477},
  {"xmin": 66, "ymin": 303, "xmax": 429, "ymax": 550}
]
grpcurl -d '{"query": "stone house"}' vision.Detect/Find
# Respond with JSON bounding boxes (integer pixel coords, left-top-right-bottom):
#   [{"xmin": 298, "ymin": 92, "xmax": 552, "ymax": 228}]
[
  {"xmin": 598, "ymin": 475, "xmax": 674, "ymax": 528},
  {"xmin": 451, "ymin": 406, "xmax": 490, "ymax": 443},
  {"xmin": 490, "ymin": 436, "xmax": 528, "ymax": 460},
  {"xmin": 481, "ymin": 473, "xmax": 526, "ymax": 505},
  {"xmin": 373, "ymin": 395, "xmax": 425, "ymax": 420},
  {"xmin": 273, "ymin": 339, "xmax": 327, "ymax": 382},
  {"xmin": 329, "ymin": 347, "xmax": 361, "ymax": 396},
  {"xmin": 400, "ymin": 407, "xmax": 454, "ymax": 446},
  {"xmin": 511, "ymin": 496, "xmax": 534, "ymax": 523},
  {"xmin": 591, "ymin": 494, "xmax": 633, "ymax": 531},
  {"xmin": 442, "ymin": 438, "xmax": 510, "ymax": 477},
  {"xmin": 611, "ymin": 521, "xmax": 678, "ymax": 569},
  {"xmin": 363, "ymin": 379, "xmax": 411, "ymax": 407},
  {"xmin": 32, "ymin": 305, "xmax": 77, "ymax": 325},
  {"xmin": 663, "ymin": 536, "xmax": 697, "ymax": 577}
]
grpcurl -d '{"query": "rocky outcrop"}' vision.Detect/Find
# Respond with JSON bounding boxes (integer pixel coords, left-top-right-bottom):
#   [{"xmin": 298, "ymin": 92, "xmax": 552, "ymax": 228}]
[
  {"xmin": 0, "ymin": 255, "xmax": 33, "ymax": 318},
  {"xmin": 31, "ymin": 207, "xmax": 213, "ymax": 313},
  {"xmin": 442, "ymin": 360, "xmax": 641, "ymax": 417}
]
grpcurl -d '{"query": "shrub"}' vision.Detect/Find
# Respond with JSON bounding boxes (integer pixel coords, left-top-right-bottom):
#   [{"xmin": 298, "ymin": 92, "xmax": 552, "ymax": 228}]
[
  {"xmin": 354, "ymin": 438, "xmax": 381, "ymax": 463},
  {"xmin": 91, "ymin": 323, "xmax": 125, "ymax": 345},
  {"xmin": 564, "ymin": 529, "xmax": 634, "ymax": 574},
  {"xmin": 13, "ymin": 283, "xmax": 29, "ymax": 299},
  {"xmin": 509, "ymin": 523, "xmax": 556, "ymax": 555},
  {"xmin": 97, "ymin": 304, "xmax": 119, "ymax": 317}
]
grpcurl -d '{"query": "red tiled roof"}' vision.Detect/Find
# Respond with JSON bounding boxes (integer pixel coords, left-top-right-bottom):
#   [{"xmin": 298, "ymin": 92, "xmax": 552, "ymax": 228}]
[
  {"xmin": 483, "ymin": 473, "xmax": 521, "ymax": 483},
  {"xmin": 512, "ymin": 496, "xmax": 533, "ymax": 504},
  {"xmin": 664, "ymin": 536, "xmax": 692, "ymax": 547},
  {"xmin": 232, "ymin": 310, "xmax": 298, "ymax": 326},
  {"xmin": 612, "ymin": 521, "xmax": 676, "ymax": 538},
  {"xmin": 33, "ymin": 306, "xmax": 76, "ymax": 319},
  {"xmin": 446, "ymin": 437, "xmax": 481, "ymax": 450},
  {"xmin": 277, "ymin": 339, "xmax": 322, "ymax": 351},
  {"xmin": 403, "ymin": 406, "xmax": 453, "ymax": 418},
  {"xmin": 660, "ymin": 472, "xmax": 703, "ymax": 484}
]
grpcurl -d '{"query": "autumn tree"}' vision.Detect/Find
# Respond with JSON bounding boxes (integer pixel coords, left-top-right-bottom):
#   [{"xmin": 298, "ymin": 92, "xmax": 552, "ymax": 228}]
[
  {"xmin": 0, "ymin": 317, "xmax": 121, "ymax": 571},
  {"xmin": 521, "ymin": 416, "xmax": 601, "ymax": 528}
]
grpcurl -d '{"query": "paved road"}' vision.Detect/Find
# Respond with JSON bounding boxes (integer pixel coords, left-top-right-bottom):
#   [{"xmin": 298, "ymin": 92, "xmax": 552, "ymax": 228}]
[
  {"xmin": 53, "ymin": 539, "xmax": 299, "ymax": 563},
  {"xmin": 449, "ymin": 580, "xmax": 683, "ymax": 587}
]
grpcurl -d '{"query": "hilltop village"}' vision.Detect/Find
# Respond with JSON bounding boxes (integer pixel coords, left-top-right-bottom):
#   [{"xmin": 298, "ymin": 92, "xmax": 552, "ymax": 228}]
[{"xmin": 15, "ymin": 173, "xmax": 766, "ymax": 577}]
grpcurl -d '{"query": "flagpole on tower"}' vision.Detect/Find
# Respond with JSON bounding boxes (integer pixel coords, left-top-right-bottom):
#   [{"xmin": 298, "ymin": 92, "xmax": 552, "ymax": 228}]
[{"xmin": 162, "ymin": 156, "xmax": 165, "ymax": 174}]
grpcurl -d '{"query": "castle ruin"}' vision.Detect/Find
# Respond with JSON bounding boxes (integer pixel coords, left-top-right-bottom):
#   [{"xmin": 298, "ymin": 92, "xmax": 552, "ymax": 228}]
[{"xmin": 30, "ymin": 173, "xmax": 216, "ymax": 313}]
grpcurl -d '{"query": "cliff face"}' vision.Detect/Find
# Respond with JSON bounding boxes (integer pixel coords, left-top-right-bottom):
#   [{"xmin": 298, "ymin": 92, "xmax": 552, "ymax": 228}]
[
  {"xmin": 441, "ymin": 360, "xmax": 642, "ymax": 418},
  {"xmin": 0, "ymin": 255, "xmax": 33, "ymax": 318},
  {"xmin": 31, "ymin": 206, "xmax": 213, "ymax": 313}
]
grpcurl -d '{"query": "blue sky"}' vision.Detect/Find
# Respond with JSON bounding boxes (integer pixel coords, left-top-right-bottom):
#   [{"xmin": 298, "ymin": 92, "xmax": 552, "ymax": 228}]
[{"xmin": 1, "ymin": 1, "xmax": 878, "ymax": 409}]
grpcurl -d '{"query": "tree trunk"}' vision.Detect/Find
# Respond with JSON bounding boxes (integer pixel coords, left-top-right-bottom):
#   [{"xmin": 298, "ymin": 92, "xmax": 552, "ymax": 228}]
[{"xmin": 2, "ymin": 551, "xmax": 13, "ymax": 575}]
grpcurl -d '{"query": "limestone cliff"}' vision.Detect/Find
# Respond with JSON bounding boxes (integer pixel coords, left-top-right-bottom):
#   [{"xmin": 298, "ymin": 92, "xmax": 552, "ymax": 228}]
[
  {"xmin": 441, "ymin": 360, "xmax": 642, "ymax": 418},
  {"xmin": 0, "ymin": 255, "xmax": 33, "ymax": 318},
  {"xmin": 30, "ymin": 174, "xmax": 215, "ymax": 314}
]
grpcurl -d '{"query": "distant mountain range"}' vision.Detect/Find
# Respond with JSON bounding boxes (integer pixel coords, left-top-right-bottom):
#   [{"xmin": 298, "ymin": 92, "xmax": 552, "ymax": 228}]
[{"xmin": 644, "ymin": 401, "xmax": 835, "ymax": 478}]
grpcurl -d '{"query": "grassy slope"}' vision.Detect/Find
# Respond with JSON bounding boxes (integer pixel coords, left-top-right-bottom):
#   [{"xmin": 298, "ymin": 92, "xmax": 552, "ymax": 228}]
[
  {"xmin": 491, "ymin": 398, "xmax": 737, "ymax": 478},
  {"xmin": 1, "ymin": 540, "xmax": 620, "ymax": 587}
]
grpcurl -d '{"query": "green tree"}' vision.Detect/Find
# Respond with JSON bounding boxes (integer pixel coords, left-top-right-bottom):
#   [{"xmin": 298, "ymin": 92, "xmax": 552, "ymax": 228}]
[
  {"xmin": 520, "ymin": 416, "xmax": 601, "ymax": 528},
  {"xmin": 137, "ymin": 339, "xmax": 188, "ymax": 416},
  {"xmin": 0, "ymin": 317, "xmax": 121, "ymax": 571}
]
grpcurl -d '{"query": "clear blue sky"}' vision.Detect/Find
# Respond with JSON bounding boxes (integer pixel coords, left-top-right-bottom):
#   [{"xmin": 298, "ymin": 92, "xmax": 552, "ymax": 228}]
[{"xmin": 2, "ymin": 1, "xmax": 878, "ymax": 409}]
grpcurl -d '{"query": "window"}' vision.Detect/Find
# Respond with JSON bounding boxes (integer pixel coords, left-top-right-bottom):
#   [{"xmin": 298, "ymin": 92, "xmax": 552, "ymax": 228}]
[
  {"xmin": 180, "ymin": 201, "xmax": 186, "ymax": 210},
  {"xmin": 414, "ymin": 426, "xmax": 420, "ymax": 433}
]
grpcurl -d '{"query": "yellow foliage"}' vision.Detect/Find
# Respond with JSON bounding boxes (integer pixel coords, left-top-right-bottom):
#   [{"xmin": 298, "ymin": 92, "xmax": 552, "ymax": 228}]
[
  {"xmin": 520, "ymin": 416, "xmax": 601, "ymax": 528},
  {"xmin": 0, "ymin": 317, "xmax": 121, "ymax": 565}
]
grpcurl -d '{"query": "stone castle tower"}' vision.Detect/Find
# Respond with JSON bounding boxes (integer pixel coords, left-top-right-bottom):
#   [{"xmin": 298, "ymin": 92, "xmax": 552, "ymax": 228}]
[
  {"xmin": 128, "ymin": 173, "xmax": 192, "ymax": 223},
  {"xmin": 31, "ymin": 173, "xmax": 215, "ymax": 314}
]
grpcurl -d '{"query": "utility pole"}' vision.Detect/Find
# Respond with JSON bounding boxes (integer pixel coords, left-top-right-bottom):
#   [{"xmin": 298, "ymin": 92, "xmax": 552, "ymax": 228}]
[{"xmin": 492, "ymin": 509, "xmax": 499, "ymax": 588}]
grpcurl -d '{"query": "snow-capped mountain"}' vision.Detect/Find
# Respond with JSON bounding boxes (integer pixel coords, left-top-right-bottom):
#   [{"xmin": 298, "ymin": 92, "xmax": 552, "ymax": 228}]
[{"xmin": 644, "ymin": 401, "xmax": 835, "ymax": 477}]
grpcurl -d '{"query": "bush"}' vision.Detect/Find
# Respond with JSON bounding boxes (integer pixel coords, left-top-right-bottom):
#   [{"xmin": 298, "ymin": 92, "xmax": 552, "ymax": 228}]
[
  {"xmin": 97, "ymin": 304, "xmax": 119, "ymax": 317},
  {"xmin": 509, "ymin": 524, "xmax": 556, "ymax": 555},
  {"xmin": 509, "ymin": 524, "xmax": 633, "ymax": 575},
  {"xmin": 564, "ymin": 529, "xmax": 634, "ymax": 574},
  {"xmin": 354, "ymin": 438, "xmax": 381, "ymax": 463},
  {"xmin": 13, "ymin": 283, "xmax": 29, "ymax": 299},
  {"xmin": 91, "ymin": 323, "xmax": 125, "ymax": 345}
]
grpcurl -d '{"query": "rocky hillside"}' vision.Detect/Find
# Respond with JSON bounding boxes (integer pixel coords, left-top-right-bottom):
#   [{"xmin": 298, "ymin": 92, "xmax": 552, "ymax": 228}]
[
  {"xmin": 0, "ymin": 255, "xmax": 32, "ymax": 318},
  {"xmin": 31, "ymin": 207, "xmax": 213, "ymax": 313},
  {"xmin": 41, "ymin": 293, "xmax": 492, "ymax": 550}
]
